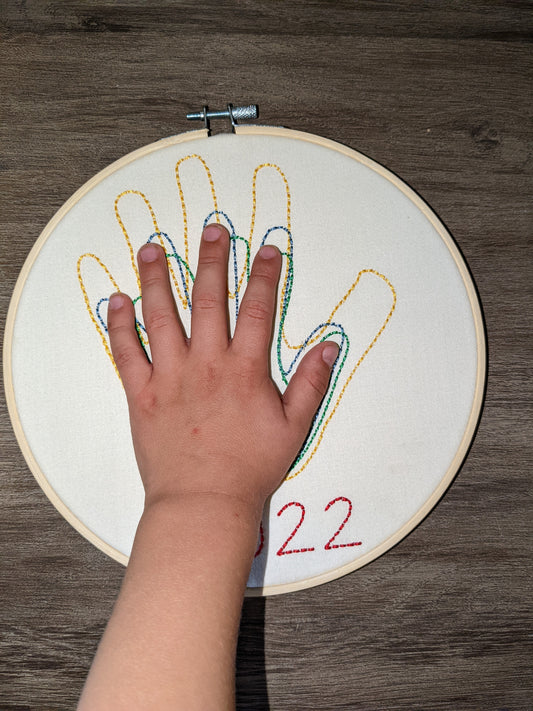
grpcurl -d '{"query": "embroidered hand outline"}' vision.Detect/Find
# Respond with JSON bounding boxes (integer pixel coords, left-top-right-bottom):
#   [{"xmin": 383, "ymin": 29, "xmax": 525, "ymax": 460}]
[{"xmin": 77, "ymin": 154, "xmax": 396, "ymax": 480}]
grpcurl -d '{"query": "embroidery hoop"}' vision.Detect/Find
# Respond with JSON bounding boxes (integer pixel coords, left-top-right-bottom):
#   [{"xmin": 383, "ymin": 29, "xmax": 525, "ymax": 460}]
[{"xmin": 4, "ymin": 124, "xmax": 486, "ymax": 596}]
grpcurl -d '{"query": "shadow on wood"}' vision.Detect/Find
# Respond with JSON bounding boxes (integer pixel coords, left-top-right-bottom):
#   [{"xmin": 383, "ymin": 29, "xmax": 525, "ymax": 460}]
[{"xmin": 236, "ymin": 597, "xmax": 269, "ymax": 710}]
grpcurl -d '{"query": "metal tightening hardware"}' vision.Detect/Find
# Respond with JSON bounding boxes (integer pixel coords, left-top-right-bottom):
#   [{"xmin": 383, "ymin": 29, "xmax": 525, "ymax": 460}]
[{"xmin": 186, "ymin": 104, "xmax": 259, "ymax": 132}]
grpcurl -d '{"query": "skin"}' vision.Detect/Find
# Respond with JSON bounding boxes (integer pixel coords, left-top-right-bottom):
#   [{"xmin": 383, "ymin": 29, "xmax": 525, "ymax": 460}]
[{"xmin": 78, "ymin": 223, "xmax": 339, "ymax": 710}]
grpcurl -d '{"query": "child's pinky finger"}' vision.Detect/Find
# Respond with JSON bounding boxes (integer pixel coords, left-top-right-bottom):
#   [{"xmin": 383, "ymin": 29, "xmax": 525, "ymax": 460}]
[
  {"xmin": 282, "ymin": 341, "xmax": 339, "ymax": 433},
  {"xmin": 107, "ymin": 292, "xmax": 152, "ymax": 392}
]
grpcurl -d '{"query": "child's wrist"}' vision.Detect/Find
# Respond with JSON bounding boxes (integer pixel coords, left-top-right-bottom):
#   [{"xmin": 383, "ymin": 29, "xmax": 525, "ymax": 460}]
[
  {"xmin": 141, "ymin": 489, "xmax": 264, "ymax": 547},
  {"xmin": 145, "ymin": 487, "xmax": 263, "ymax": 515}
]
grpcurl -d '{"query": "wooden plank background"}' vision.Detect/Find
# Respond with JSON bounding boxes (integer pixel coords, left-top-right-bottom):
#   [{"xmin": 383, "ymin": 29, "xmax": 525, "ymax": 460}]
[{"xmin": 1, "ymin": 1, "xmax": 531, "ymax": 708}]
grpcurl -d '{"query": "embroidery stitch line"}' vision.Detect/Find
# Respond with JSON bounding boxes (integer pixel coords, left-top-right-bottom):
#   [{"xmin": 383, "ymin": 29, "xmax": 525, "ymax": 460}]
[
  {"xmin": 276, "ymin": 501, "xmax": 315, "ymax": 556},
  {"xmin": 324, "ymin": 496, "xmax": 362, "ymax": 549},
  {"xmin": 77, "ymin": 154, "xmax": 396, "ymax": 481},
  {"xmin": 176, "ymin": 154, "xmax": 220, "ymax": 295}
]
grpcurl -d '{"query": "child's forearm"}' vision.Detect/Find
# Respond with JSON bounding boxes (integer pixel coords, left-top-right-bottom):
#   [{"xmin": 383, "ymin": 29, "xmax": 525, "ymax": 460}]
[
  {"xmin": 78, "ymin": 493, "xmax": 262, "ymax": 710},
  {"xmin": 79, "ymin": 227, "xmax": 337, "ymax": 706}
]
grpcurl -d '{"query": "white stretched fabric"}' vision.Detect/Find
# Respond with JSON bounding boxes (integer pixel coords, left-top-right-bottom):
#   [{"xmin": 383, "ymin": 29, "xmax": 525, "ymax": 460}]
[{"xmin": 8, "ymin": 129, "xmax": 483, "ymax": 593}]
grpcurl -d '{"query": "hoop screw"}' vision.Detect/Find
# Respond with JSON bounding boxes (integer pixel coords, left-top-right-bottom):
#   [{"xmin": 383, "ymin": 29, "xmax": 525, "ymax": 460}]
[{"xmin": 186, "ymin": 104, "xmax": 258, "ymax": 132}]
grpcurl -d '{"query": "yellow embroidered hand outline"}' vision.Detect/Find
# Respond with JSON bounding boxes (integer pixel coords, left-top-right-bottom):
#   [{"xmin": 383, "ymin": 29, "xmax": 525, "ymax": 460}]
[{"xmin": 77, "ymin": 155, "xmax": 396, "ymax": 480}]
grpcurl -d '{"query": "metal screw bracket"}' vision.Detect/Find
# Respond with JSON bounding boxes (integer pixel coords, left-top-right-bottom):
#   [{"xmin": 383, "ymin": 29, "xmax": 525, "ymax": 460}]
[{"xmin": 186, "ymin": 104, "xmax": 259, "ymax": 133}]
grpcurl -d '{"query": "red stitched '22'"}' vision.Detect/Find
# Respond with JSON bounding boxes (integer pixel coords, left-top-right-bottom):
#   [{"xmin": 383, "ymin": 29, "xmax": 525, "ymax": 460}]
[
  {"xmin": 276, "ymin": 502, "xmax": 315, "ymax": 556},
  {"xmin": 324, "ymin": 496, "xmax": 362, "ymax": 549},
  {"xmin": 274, "ymin": 496, "xmax": 362, "ymax": 557}
]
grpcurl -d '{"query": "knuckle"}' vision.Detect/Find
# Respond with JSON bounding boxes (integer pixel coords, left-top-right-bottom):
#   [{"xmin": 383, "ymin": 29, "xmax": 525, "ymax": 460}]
[
  {"xmin": 202, "ymin": 362, "xmax": 220, "ymax": 388},
  {"xmin": 107, "ymin": 318, "xmax": 126, "ymax": 336},
  {"xmin": 141, "ymin": 273, "xmax": 164, "ymax": 290},
  {"xmin": 234, "ymin": 352, "xmax": 262, "ymax": 379},
  {"xmin": 302, "ymin": 367, "xmax": 329, "ymax": 397},
  {"xmin": 134, "ymin": 387, "xmax": 158, "ymax": 416},
  {"xmin": 113, "ymin": 346, "xmax": 138, "ymax": 371},
  {"xmin": 192, "ymin": 359, "xmax": 223, "ymax": 395},
  {"xmin": 145, "ymin": 307, "xmax": 173, "ymax": 331},
  {"xmin": 241, "ymin": 298, "xmax": 270, "ymax": 322},
  {"xmin": 250, "ymin": 269, "xmax": 277, "ymax": 288},
  {"xmin": 198, "ymin": 253, "xmax": 222, "ymax": 267},
  {"xmin": 193, "ymin": 292, "xmax": 219, "ymax": 311}
]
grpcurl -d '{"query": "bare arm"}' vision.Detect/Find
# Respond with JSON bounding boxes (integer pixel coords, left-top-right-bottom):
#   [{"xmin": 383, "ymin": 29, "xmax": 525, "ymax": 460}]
[{"xmin": 78, "ymin": 224, "xmax": 338, "ymax": 710}]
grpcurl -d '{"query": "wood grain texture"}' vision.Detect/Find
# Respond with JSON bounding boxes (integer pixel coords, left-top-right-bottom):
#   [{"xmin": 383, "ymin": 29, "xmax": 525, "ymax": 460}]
[{"xmin": 1, "ymin": 1, "xmax": 531, "ymax": 709}]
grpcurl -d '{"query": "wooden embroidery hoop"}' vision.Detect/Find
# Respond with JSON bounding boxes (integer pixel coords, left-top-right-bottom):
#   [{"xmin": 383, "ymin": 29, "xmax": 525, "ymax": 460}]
[{"xmin": 4, "ymin": 123, "xmax": 486, "ymax": 596}]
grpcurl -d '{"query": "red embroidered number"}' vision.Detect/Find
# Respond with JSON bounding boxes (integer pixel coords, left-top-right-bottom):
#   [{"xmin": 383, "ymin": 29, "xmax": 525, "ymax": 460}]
[
  {"xmin": 254, "ymin": 523, "xmax": 265, "ymax": 558},
  {"xmin": 276, "ymin": 502, "xmax": 315, "ymax": 556},
  {"xmin": 255, "ymin": 497, "xmax": 362, "ymax": 559},
  {"xmin": 324, "ymin": 496, "xmax": 362, "ymax": 549}
]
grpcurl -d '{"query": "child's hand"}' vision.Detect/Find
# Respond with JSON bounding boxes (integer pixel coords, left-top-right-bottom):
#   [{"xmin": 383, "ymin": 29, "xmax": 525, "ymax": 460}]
[
  {"xmin": 107, "ymin": 224, "xmax": 338, "ymax": 516},
  {"xmin": 80, "ymin": 224, "xmax": 339, "ymax": 710}
]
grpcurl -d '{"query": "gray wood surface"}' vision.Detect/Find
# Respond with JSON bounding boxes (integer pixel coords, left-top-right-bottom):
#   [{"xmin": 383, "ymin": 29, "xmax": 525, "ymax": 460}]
[{"xmin": 1, "ymin": 1, "xmax": 531, "ymax": 708}]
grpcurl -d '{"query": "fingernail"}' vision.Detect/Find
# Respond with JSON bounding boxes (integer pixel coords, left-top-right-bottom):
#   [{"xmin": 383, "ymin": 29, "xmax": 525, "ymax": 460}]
[
  {"xmin": 259, "ymin": 245, "xmax": 278, "ymax": 260},
  {"xmin": 109, "ymin": 293, "xmax": 125, "ymax": 310},
  {"xmin": 203, "ymin": 224, "xmax": 223, "ymax": 242},
  {"xmin": 322, "ymin": 343, "xmax": 339, "ymax": 367},
  {"xmin": 139, "ymin": 243, "xmax": 159, "ymax": 262}
]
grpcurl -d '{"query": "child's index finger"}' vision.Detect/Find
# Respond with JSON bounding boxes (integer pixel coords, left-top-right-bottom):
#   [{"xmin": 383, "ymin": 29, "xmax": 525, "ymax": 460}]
[
  {"xmin": 137, "ymin": 243, "xmax": 188, "ymax": 372},
  {"xmin": 107, "ymin": 292, "xmax": 152, "ymax": 394}
]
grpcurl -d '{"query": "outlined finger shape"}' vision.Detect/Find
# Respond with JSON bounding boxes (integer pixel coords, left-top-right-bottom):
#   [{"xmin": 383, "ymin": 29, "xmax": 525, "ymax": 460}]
[
  {"xmin": 249, "ymin": 162, "xmax": 291, "ymax": 251},
  {"xmin": 115, "ymin": 190, "xmax": 190, "ymax": 343},
  {"xmin": 175, "ymin": 154, "xmax": 220, "ymax": 297},
  {"xmin": 114, "ymin": 190, "xmax": 162, "ymax": 293},
  {"xmin": 248, "ymin": 163, "xmax": 293, "ymax": 338},
  {"xmin": 284, "ymin": 266, "xmax": 397, "ymax": 481},
  {"xmin": 76, "ymin": 253, "xmax": 123, "ymax": 378}
]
